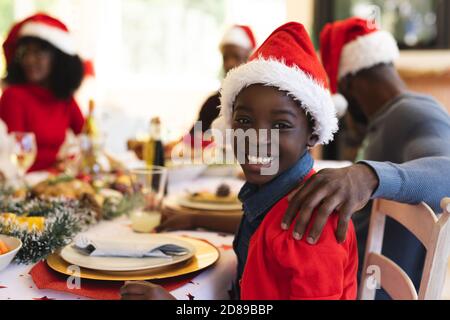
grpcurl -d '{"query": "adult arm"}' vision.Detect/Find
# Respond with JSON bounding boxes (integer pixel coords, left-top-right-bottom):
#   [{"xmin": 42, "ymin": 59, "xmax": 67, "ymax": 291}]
[
  {"xmin": 282, "ymin": 114, "xmax": 450, "ymax": 244},
  {"xmin": 361, "ymin": 156, "xmax": 450, "ymax": 213},
  {"xmin": 156, "ymin": 211, "xmax": 241, "ymax": 234}
]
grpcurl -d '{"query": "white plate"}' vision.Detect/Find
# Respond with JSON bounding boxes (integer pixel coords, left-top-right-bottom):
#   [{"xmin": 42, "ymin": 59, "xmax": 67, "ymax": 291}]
[
  {"xmin": 0, "ymin": 235, "xmax": 22, "ymax": 272},
  {"xmin": 176, "ymin": 195, "xmax": 242, "ymax": 211},
  {"xmin": 60, "ymin": 234, "xmax": 196, "ymax": 272}
]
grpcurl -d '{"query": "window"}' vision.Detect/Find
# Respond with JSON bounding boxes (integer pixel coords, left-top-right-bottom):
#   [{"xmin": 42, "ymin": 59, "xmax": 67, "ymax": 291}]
[
  {"xmin": 0, "ymin": 0, "xmax": 14, "ymax": 74},
  {"xmin": 121, "ymin": 0, "xmax": 226, "ymax": 79},
  {"xmin": 314, "ymin": 0, "xmax": 450, "ymax": 49},
  {"xmin": 1, "ymin": 0, "xmax": 287, "ymax": 153}
]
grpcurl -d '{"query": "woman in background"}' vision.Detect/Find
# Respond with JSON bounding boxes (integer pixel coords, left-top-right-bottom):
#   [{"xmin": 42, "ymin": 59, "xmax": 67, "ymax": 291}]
[{"xmin": 0, "ymin": 13, "xmax": 85, "ymax": 172}]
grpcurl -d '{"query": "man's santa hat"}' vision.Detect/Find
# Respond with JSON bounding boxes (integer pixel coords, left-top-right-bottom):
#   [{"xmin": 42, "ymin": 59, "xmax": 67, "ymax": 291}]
[
  {"xmin": 215, "ymin": 22, "xmax": 337, "ymax": 145},
  {"xmin": 320, "ymin": 17, "xmax": 400, "ymax": 96},
  {"xmin": 219, "ymin": 25, "xmax": 257, "ymax": 52},
  {"xmin": 3, "ymin": 13, "xmax": 78, "ymax": 66}
]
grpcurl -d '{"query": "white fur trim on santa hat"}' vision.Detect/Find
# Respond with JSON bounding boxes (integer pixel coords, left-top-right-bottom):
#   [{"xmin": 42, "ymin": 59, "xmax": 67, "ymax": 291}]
[
  {"xmin": 220, "ymin": 27, "xmax": 253, "ymax": 51},
  {"xmin": 338, "ymin": 30, "xmax": 399, "ymax": 79},
  {"xmin": 332, "ymin": 93, "xmax": 348, "ymax": 119},
  {"xmin": 19, "ymin": 22, "xmax": 77, "ymax": 56},
  {"xmin": 219, "ymin": 58, "xmax": 338, "ymax": 145}
]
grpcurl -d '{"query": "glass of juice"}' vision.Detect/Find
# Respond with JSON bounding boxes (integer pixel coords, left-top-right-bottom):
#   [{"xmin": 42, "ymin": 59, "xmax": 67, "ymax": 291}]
[{"xmin": 129, "ymin": 166, "xmax": 168, "ymax": 233}]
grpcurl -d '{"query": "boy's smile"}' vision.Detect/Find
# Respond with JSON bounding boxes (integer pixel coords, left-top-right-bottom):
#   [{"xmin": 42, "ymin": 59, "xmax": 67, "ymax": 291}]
[{"xmin": 232, "ymin": 84, "xmax": 318, "ymax": 186}]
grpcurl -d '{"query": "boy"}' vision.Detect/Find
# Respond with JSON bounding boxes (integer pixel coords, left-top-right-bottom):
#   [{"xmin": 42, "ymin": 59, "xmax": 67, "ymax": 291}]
[{"xmin": 121, "ymin": 22, "xmax": 357, "ymax": 300}]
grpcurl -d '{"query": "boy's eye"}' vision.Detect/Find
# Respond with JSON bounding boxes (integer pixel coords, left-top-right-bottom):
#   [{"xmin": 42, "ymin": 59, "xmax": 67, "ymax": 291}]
[
  {"xmin": 273, "ymin": 122, "xmax": 292, "ymax": 129},
  {"xmin": 234, "ymin": 118, "xmax": 251, "ymax": 125}
]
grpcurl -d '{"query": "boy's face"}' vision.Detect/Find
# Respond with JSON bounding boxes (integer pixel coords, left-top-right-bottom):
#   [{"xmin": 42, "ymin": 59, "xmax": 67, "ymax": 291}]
[{"xmin": 232, "ymin": 84, "xmax": 317, "ymax": 186}]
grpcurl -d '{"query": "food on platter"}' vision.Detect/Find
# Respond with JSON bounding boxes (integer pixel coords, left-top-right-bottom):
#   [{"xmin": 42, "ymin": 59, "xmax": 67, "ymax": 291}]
[
  {"xmin": 108, "ymin": 172, "xmax": 134, "ymax": 195},
  {"xmin": 32, "ymin": 176, "xmax": 96, "ymax": 199},
  {"xmin": 0, "ymin": 239, "xmax": 9, "ymax": 255},
  {"xmin": 187, "ymin": 183, "xmax": 240, "ymax": 204},
  {"xmin": 12, "ymin": 188, "xmax": 28, "ymax": 199}
]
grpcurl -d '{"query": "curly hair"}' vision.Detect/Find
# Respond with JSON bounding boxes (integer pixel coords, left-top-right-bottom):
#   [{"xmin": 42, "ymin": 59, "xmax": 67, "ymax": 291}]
[{"xmin": 4, "ymin": 36, "xmax": 84, "ymax": 100}]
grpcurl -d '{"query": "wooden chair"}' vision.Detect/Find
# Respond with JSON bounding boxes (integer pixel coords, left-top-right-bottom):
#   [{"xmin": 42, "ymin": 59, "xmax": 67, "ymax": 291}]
[{"xmin": 359, "ymin": 198, "xmax": 450, "ymax": 300}]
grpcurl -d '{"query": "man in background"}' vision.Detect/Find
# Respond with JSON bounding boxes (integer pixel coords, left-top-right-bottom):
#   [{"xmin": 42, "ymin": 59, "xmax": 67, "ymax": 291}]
[
  {"xmin": 283, "ymin": 17, "xmax": 450, "ymax": 299},
  {"xmin": 188, "ymin": 25, "xmax": 256, "ymax": 136}
]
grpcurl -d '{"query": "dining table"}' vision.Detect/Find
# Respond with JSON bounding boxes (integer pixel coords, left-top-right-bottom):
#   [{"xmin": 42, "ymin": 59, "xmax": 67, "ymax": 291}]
[
  {"xmin": 0, "ymin": 158, "xmax": 357, "ymax": 300},
  {"xmin": 0, "ymin": 169, "xmax": 245, "ymax": 300}
]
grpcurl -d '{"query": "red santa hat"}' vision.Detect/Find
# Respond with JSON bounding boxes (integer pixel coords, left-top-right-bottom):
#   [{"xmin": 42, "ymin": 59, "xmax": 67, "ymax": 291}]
[
  {"xmin": 219, "ymin": 25, "xmax": 257, "ymax": 51},
  {"xmin": 3, "ymin": 13, "xmax": 77, "ymax": 66},
  {"xmin": 320, "ymin": 17, "xmax": 400, "ymax": 95},
  {"xmin": 216, "ymin": 22, "xmax": 337, "ymax": 145}
]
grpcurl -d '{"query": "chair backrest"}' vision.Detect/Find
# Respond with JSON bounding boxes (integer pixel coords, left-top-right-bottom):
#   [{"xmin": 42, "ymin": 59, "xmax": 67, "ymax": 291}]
[{"xmin": 359, "ymin": 198, "xmax": 450, "ymax": 300}]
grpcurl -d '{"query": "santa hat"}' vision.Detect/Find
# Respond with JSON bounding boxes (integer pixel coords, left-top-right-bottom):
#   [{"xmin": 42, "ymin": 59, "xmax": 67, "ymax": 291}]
[
  {"xmin": 219, "ymin": 25, "xmax": 257, "ymax": 51},
  {"xmin": 3, "ymin": 13, "xmax": 77, "ymax": 66},
  {"xmin": 320, "ymin": 17, "xmax": 400, "ymax": 95},
  {"xmin": 216, "ymin": 22, "xmax": 337, "ymax": 145}
]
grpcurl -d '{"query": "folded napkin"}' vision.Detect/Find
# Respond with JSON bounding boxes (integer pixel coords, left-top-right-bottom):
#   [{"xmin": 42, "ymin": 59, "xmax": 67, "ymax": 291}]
[{"xmin": 74, "ymin": 235, "xmax": 190, "ymax": 258}]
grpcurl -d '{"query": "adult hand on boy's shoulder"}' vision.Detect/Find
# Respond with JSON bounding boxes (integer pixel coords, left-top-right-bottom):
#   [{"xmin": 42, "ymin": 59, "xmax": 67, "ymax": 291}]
[
  {"xmin": 282, "ymin": 164, "xmax": 379, "ymax": 244},
  {"xmin": 120, "ymin": 281, "xmax": 176, "ymax": 300}
]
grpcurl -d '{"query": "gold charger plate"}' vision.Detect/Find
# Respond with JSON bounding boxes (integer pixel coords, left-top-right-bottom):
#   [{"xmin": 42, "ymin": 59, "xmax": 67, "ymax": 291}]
[
  {"xmin": 46, "ymin": 237, "xmax": 220, "ymax": 281},
  {"xmin": 163, "ymin": 196, "xmax": 243, "ymax": 215}
]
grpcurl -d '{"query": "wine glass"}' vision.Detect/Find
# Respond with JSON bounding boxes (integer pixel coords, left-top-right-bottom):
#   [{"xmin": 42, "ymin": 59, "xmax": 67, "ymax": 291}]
[
  {"xmin": 10, "ymin": 132, "xmax": 37, "ymax": 183},
  {"xmin": 129, "ymin": 166, "xmax": 168, "ymax": 233}
]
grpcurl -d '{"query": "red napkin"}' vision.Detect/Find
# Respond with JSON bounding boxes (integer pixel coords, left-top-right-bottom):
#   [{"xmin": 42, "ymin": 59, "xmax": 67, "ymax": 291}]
[{"xmin": 30, "ymin": 261, "xmax": 198, "ymax": 300}]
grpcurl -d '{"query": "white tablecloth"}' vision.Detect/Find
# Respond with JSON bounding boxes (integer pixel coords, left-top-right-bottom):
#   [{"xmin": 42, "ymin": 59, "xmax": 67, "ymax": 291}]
[
  {"xmin": 0, "ymin": 161, "xmax": 353, "ymax": 300},
  {"xmin": 0, "ymin": 216, "xmax": 237, "ymax": 300},
  {"xmin": 1, "ymin": 173, "xmax": 244, "ymax": 301}
]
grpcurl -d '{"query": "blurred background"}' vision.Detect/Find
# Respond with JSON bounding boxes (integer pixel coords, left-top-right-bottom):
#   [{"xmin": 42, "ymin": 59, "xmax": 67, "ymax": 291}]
[{"xmin": 0, "ymin": 0, "xmax": 449, "ymax": 154}]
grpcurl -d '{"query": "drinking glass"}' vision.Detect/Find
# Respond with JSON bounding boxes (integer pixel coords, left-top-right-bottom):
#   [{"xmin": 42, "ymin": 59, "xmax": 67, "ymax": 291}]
[
  {"xmin": 10, "ymin": 132, "xmax": 37, "ymax": 182},
  {"xmin": 129, "ymin": 166, "xmax": 168, "ymax": 233}
]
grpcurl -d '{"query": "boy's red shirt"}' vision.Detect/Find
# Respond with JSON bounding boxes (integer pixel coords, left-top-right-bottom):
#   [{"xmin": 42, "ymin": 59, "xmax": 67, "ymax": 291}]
[{"xmin": 240, "ymin": 172, "xmax": 358, "ymax": 300}]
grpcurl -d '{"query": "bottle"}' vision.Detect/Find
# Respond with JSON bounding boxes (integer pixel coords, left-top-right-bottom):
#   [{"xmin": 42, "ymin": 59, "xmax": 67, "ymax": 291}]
[
  {"xmin": 143, "ymin": 117, "xmax": 165, "ymax": 168},
  {"xmin": 143, "ymin": 117, "xmax": 167, "ymax": 195},
  {"xmin": 79, "ymin": 99, "xmax": 101, "ymax": 175},
  {"xmin": 82, "ymin": 99, "xmax": 99, "ymax": 138}
]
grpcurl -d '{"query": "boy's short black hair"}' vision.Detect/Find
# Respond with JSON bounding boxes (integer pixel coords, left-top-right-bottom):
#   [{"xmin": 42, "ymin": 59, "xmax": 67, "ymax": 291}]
[
  {"xmin": 4, "ymin": 36, "xmax": 84, "ymax": 100},
  {"xmin": 293, "ymin": 99, "xmax": 316, "ymax": 134}
]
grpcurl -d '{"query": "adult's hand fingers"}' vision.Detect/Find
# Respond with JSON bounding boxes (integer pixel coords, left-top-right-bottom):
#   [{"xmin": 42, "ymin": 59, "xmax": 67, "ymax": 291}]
[
  {"xmin": 335, "ymin": 203, "xmax": 354, "ymax": 243},
  {"xmin": 292, "ymin": 184, "xmax": 331, "ymax": 240},
  {"xmin": 120, "ymin": 281, "xmax": 153, "ymax": 295},
  {"xmin": 282, "ymin": 176, "xmax": 323, "ymax": 230},
  {"xmin": 121, "ymin": 294, "xmax": 147, "ymax": 300},
  {"xmin": 307, "ymin": 195, "xmax": 342, "ymax": 244},
  {"xmin": 155, "ymin": 215, "xmax": 193, "ymax": 232},
  {"xmin": 283, "ymin": 164, "xmax": 379, "ymax": 243}
]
